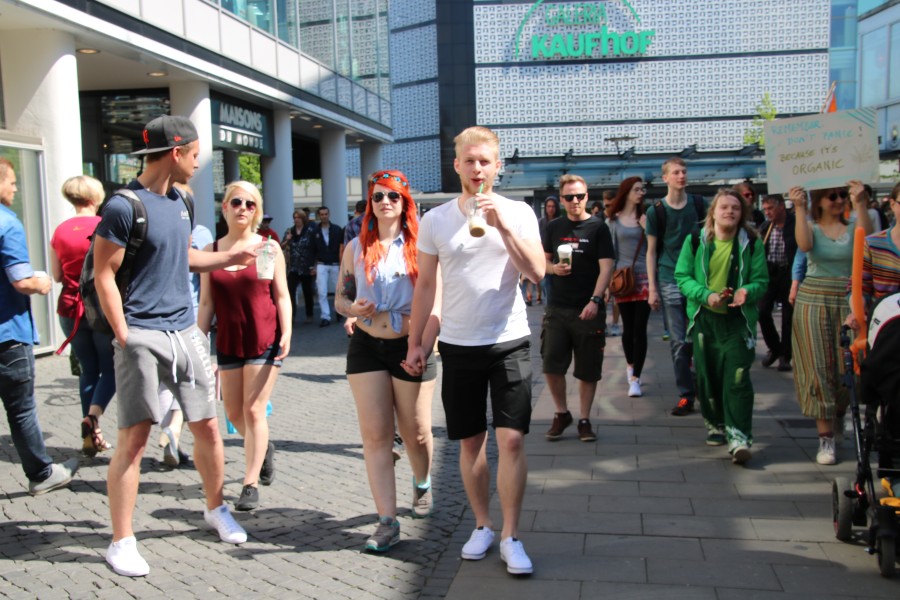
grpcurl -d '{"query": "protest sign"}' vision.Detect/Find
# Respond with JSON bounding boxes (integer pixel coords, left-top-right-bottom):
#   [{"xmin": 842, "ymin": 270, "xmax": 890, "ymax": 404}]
[{"xmin": 763, "ymin": 108, "xmax": 879, "ymax": 193}]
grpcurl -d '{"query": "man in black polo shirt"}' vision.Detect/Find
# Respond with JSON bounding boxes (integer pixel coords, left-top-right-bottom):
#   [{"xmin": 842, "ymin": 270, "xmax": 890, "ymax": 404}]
[
  {"xmin": 312, "ymin": 206, "xmax": 343, "ymax": 327},
  {"xmin": 542, "ymin": 174, "xmax": 615, "ymax": 442}
]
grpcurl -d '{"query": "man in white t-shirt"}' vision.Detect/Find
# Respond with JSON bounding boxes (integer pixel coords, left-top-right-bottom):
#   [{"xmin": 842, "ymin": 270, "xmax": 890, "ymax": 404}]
[{"xmin": 405, "ymin": 126, "xmax": 545, "ymax": 575}]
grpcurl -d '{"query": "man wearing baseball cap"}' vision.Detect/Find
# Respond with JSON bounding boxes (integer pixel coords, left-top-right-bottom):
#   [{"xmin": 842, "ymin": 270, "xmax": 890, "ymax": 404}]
[
  {"xmin": 93, "ymin": 115, "xmax": 263, "ymax": 576},
  {"xmin": 257, "ymin": 213, "xmax": 280, "ymax": 243}
]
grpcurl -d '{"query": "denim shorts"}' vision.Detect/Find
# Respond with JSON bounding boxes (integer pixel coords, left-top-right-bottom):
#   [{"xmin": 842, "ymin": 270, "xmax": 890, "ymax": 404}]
[
  {"xmin": 346, "ymin": 327, "xmax": 436, "ymax": 382},
  {"xmin": 217, "ymin": 343, "xmax": 283, "ymax": 370}
]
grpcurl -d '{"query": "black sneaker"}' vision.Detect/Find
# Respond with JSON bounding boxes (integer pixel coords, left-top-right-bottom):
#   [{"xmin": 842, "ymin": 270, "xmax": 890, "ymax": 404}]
[
  {"xmin": 319, "ymin": 319, "xmax": 330, "ymax": 328},
  {"xmin": 545, "ymin": 411, "xmax": 573, "ymax": 440},
  {"xmin": 761, "ymin": 351, "xmax": 777, "ymax": 368},
  {"xmin": 260, "ymin": 442, "xmax": 275, "ymax": 486},
  {"xmin": 670, "ymin": 397, "xmax": 694, "ymax": 416},
  {"xmin": 235, "ymin": 484, "xmax": 259, "ymax": 511},
  {"xmin": 776, "ymin": 358, "xmax": 792, "ymax": 372}
]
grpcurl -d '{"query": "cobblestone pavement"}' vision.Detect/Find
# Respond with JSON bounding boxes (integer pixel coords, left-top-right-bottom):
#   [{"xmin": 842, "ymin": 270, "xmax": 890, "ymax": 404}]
[{"xmin": 3, "ymin": 304, "xmax": 900, "ymax": 598}]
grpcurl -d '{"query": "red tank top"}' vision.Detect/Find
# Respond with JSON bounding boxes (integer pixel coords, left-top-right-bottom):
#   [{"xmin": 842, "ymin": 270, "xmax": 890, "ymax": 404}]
[{"xmin": 210, "ymin": 241, "xmax": 279, "ymax": 357}]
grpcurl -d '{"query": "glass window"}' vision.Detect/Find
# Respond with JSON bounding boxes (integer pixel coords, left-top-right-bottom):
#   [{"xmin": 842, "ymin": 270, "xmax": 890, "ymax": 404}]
[
  {"xmin": 222, "ymin": 0, "xmax": 274, "ymax": 35},
  {"xmin": 277, "ymin": 0, "xmax": 299, "ymax": 46},
  {"xmin": 830, "ymin": 0, "xmax": 857, "ymax": 48},
  {"xmin": 860, "ymin": 27, "xmax": 888, "ymax": 106},
  {"xmin": 0, "ymin": 59, "xmax": 5, "ymax": 129},
  {"xmin": 335, "ymin": 0, "xmax": 351, "ymax": 77},
  {"xmin": 859, "ymin": 0, "xmax": 890, "ymax": 14},
  {"xmin": 0, "ymin": 145, "xmax": 51, "ymax": 350},
  {"xmin": 221, "ymin": 0, "xmax": 247, "ymax": 20},
  {"xmin": 892, "ymin": 23, "xmax": 900, "ymax": 100}
]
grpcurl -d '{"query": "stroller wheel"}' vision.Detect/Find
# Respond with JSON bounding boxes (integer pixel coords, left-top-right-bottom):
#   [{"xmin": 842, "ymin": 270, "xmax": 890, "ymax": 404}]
[
  {"xmin": 879, "ymin": 536, "xmax": 896, "ymax": 578},
  {"xmin": 833, "ymin": 477, "xmax": 854, "ymax": 541}
]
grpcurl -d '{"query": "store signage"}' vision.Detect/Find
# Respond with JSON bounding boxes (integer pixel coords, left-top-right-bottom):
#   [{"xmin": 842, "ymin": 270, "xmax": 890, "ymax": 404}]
[
  {"xmin": 514, "ymin": 0, "xmax": 655, "ymax": 60},
  {"xmin": 211, "ymin": 96, "xmax": 274, "ymax": 156}
]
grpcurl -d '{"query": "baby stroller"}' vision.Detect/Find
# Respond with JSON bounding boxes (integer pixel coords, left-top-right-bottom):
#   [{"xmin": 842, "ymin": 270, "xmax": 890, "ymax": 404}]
[{"xmin": 832, "ymin": 292, "xmax": 900, "ymax": 578}]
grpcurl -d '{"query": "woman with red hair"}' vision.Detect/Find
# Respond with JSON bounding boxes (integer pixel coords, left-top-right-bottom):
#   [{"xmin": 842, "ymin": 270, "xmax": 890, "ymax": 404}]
[{"xmin": 336, "ymin": 170, "xmax": 441, "ymax": 553}]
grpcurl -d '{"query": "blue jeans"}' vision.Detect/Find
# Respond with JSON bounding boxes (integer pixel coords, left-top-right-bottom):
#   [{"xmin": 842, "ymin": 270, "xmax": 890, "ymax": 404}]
[
  {"xmin": 0, "ymin": 342, "xmax": 53, "ymax": 481},
  {"xmin": 60, "ymin": 316, "xmax": 116, "ymax": 417},
  {"xmin": 659, "ymin": 281, "xmax": 695, "ymax": 400}
]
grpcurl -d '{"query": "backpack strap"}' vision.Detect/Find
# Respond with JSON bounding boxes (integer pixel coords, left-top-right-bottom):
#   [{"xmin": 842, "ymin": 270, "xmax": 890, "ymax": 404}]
[
  {"xmin": 172, "ymin": 185, "xmax": 195, "ymax": 229},
  {"xmin": 112, "ymin": 189, "xmax": 148, "ymax": 293},
  {"xmin": 653, "ymin": 200, "xmax": 666, "ymax": 263}
]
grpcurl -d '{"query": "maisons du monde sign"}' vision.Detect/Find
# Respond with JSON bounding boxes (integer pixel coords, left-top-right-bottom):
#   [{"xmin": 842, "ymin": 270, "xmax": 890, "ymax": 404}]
[{"xmin": 514, "ymin": 0, "xmax": 656, "ymax": 60}]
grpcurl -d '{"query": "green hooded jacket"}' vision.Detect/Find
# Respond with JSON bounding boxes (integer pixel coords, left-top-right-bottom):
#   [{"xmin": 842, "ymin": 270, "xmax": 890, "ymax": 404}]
[{"xmin": 674, "ymin": 227, "xmax": 769, "ymax": 342}]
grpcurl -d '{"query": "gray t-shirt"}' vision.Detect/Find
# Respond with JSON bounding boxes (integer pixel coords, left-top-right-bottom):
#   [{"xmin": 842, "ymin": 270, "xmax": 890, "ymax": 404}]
[
  {"xmin": 95, "ymin": 181, "xmax": 195, "ymax": 331},
  {"xmin": 609, "ymin": 219, "xmax": 648, "ymax": 276}
]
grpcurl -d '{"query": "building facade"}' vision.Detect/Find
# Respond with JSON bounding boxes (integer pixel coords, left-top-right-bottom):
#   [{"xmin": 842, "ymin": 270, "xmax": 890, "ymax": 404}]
[{"xmin": 858, "ymin": 0, "xmax": 900, "ymax": 163}]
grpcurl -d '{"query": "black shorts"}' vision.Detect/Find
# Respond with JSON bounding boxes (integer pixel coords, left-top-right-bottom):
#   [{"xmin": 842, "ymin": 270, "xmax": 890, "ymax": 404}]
[
  {"xmin": 438, "ymin": 337, "xmax": 532, "ymax": 440},
  {"xmin": 346, "ymin": 328, "xmax": 436, "ymax": 382},
  {"xmin": 540, "ymin": 305, "xmax": 605, "ymax": 382},
  {"xmin": 217, "ymin": 343, "xmax": 282, "ymax": 370}
]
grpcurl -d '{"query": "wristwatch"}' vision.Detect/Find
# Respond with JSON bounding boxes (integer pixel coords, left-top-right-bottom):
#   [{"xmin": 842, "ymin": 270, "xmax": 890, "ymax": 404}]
[{"xmin": 590, "ymin": 296, "xmax": 602, "ymax": 304}]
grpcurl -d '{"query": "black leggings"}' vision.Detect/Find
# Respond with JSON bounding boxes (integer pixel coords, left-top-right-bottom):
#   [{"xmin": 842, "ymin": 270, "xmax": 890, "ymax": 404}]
[
  {"xmin": 618, "ymin": 300, "xmax": 651, "ymax": 378},
  {"xmin": 287, "ymin": 272, "xmax": 315, "ymax": 319}
]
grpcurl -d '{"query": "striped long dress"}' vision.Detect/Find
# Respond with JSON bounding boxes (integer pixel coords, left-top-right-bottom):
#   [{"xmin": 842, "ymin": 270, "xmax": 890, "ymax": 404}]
[{"xmin": 792, "ymin": 225, "xmax": 855, "ymax": 420}]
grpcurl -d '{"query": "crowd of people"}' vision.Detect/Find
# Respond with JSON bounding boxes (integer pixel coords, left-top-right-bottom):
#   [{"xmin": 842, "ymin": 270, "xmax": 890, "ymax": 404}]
[{"xmin": 2, "ymin": 114, "xmax": 900, "ymax": 579}]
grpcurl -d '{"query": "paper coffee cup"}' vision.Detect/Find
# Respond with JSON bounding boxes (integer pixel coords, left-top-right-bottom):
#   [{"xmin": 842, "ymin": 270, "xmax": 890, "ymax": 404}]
[
  {"xmin": 557, "ymin": 244, "xmax": 573, "ymax": 265},
  {"xmin": 465, "ymin": 197, "xmax": 486, "ymax": 237},
  {"xmin": 256, "ymin": 243, "xmax": 275, "ymax": 280}
]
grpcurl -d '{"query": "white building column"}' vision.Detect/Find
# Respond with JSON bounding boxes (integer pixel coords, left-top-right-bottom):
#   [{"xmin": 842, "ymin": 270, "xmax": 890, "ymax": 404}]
[
  {"xmin": 169, "ymin": 81, "xmax": 215, "ymax": 232},
  {"xmin": 0, "ymin": 29, "xmax": 82, "ymax": 231},
  {"xmin": 359, "ymin": 142, "xmax": 383, "ymax": 199},
  {"xmin": 320, "ymin": 128, "xmax": 348, "ymax": 226},
  {"xmin": 261, "ymin": 109, "xmax": 294, "ymax": 234}
]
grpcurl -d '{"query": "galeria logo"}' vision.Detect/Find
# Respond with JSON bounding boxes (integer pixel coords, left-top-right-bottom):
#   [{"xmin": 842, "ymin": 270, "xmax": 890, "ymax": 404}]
[{"xmin": 513, "ymin": 0, "xmax": 655, "ymax": 61}]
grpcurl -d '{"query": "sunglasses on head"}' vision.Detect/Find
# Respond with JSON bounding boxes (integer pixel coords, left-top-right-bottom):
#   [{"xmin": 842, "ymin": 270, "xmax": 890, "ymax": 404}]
[
  {"xmin": 372, "ymin": 191, "xmax": 401, "ymax": 203},
  {"xmin": 229, "ymin": 197, "xmax": 257, "ymax": 211},
  {"xmin": 562, "ymin": 193, "xmax": 587, "ymax": 202},
  {"xmin": 825, "ymin": 191, "xmax": 849, "ymax": 202}
]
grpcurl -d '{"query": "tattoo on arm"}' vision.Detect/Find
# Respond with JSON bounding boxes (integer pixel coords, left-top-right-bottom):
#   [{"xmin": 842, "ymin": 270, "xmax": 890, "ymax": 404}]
[{"xmin": 341, "ymin": 270, "xmax": 356, "ymax": 301}]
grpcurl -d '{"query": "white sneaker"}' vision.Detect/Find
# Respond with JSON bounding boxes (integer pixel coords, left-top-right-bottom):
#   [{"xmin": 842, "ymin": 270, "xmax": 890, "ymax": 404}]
[
  {"xmin": 628, "ymin": 379, "xmax": 642, "ymax": 397},
  {"xmin": 204, "ymin": 504, "xmax": 247, "ymax": 544},
  {"xmin": 461, "ymin": 526, "xmax": 494, "ymax": 560},
  {"xmin": 499, "ymin": 537, "xmax": 533, "ymax": 575},
  {"xmin": 816, "ymin": 436, "xmax": 837, "ymax": 465},
  {"xmin": 105, "ymin": 536, "xmax": 150, "ymax": 577}
]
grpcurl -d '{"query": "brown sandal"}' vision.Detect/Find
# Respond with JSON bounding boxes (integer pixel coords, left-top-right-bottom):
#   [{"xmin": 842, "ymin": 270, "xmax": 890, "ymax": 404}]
[{"xmin": 81, "ymin": 415, "xmax": 113, "ymax": 457}]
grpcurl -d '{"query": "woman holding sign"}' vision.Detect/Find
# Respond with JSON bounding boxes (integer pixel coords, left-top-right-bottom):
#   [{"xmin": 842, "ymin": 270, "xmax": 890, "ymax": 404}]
[
  {"xmin": 791, "ymin": 181, "xmax": 872, "ymax": 466},
  {"xmin": 198, "ymin": 181, "xmax": 291, "ymax": 511}
]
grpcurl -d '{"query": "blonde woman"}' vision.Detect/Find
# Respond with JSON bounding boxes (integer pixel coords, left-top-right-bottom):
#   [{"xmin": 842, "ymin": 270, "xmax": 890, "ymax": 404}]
[
  {"xmin": 50, "ymin": 175, "xmax": 115, "ymax": 456},
  {"xmin": 198, "ymin": 181, "xmax": 291, "ymax": 511}
]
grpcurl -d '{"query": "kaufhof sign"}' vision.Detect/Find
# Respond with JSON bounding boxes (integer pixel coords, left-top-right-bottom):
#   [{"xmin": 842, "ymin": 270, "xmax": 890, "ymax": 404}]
[
  {"xmin": 514, "ymin": 0, "xmax": 655, "ymax": 60},
  {"xmin": 211, "ymin": 96, "xmax": 274, "ymax": 156}
]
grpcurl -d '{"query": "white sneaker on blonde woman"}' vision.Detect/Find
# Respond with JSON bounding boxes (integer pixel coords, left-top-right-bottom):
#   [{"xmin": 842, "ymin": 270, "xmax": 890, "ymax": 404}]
[
  {"xmin": 106, "ymin": 536, "xmax": 150, "ymax": 577},
  {"xmin": 204, "ymin": 504, "xmax": 247, "ymax": 543},
  {"xmin": 628, "ymin": 378, "xmax": 642, "ymax": 397},
  {"xmin": 499, "ymin": 537, "xmax": 533, "ymax": 574}
]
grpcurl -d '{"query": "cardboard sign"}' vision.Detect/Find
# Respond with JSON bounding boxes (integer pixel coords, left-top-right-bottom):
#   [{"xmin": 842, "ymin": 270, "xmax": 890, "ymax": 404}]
[{"xmin": 763, "ymin": 108, "xmax": 879, "ymax": 193}]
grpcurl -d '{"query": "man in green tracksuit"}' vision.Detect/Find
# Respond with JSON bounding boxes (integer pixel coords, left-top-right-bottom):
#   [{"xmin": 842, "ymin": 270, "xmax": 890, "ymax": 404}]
[{"xmin": 674, "ymin": 189, "xmax": 768, "ymax": 464}]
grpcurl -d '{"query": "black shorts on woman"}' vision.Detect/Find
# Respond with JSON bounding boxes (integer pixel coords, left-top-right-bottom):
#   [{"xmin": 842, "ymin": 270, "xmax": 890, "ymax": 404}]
[{"xmin": 346, "ymin": 327, "xmax": 436, "ymax": 382}]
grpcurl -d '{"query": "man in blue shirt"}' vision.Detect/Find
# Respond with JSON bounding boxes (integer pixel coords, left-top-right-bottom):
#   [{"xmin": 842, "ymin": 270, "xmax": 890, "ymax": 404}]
[{"xmin": 0, "ymin": 157, "xmax": 79, "ymax": 495}]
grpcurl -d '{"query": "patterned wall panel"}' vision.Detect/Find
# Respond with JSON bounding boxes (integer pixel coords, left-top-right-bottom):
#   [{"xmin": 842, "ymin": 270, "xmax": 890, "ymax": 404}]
[
  {"xmin": 494, "ymin": 120, "xmax": 755, "ymax": 157},
  {"xmin": 472, "ymin": 0, "xmax": 830, "ymax": 63},
  {"xmin": 383, "ymin": 139, "xmax": 443, "ymax": 193},
  {"xmin": 390, "ymin": 0, "xmax": 437, "ymax": 30},
  {"xmin": 391, "ymin": 83, "xmax": 440, "ymax": 140},
  {"xmin": 476, "ymin": 54, "xmax": 830, "ymax": 125},
  {"xmin": 390, "ymin": 25, "xmax": 439, "ymax": 85}
]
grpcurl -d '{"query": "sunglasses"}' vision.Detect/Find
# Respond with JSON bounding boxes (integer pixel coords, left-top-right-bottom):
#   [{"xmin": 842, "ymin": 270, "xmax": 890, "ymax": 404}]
[
  {"xmin": 372, "ymin": 191, "xmax": 401, "ymax": 203},
  {"xmin": 825, "ymin": 191, "xmax": 849, "ymax": 202},
  {"xmin": 562, "ymin": 193, "xmax": 587, "ymax": 202},
  {"xmin": 229, "ymin": 197, "xmax": 257, "ymax": 211}
]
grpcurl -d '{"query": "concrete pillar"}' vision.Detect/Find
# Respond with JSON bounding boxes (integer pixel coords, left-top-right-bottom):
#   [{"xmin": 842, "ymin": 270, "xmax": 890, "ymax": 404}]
[
  {"xmin": 320, "ymin": 128, "xmax": 348, "ymax": 226},
  {"xmin": 223, "ymin": 150, "xmax": 240, "ymax": 184},
  {"xmin": 359, "ymin": 142, "xmax": 383, "ymax": 200},
  {"xmin": 169, "ymin": 81, "xmax": 215, "ymax": 232},
  {"xmin": 0, "ymin": 29, "xmax": 82, "ymax": 232},
  {"xmin": 261, "ymin": 109, "xmax": 294, "ymax": 235}
]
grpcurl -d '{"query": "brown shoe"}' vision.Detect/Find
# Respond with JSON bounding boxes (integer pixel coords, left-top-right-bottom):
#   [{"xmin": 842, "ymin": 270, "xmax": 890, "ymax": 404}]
[
  {"xmin": 577, "ymin": 419, "xmax": 596, "ymax": 442},
  {"xmin": 545, "ymin": 411, "xmax": 573, "ymax": 440},
  {"xmin": 776, "ymin": 358, "xmax": 792, "ymax": 372}
]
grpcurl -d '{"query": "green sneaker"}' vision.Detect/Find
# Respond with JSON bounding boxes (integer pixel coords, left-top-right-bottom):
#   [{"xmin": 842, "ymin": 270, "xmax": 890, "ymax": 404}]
[
  {"xmin": 705, "ymin": 432, "xmax": 726, "ymax": 446},
  {"xmin": 365, "ymin": 516, "xmax": 399, "ymax": 552}
]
